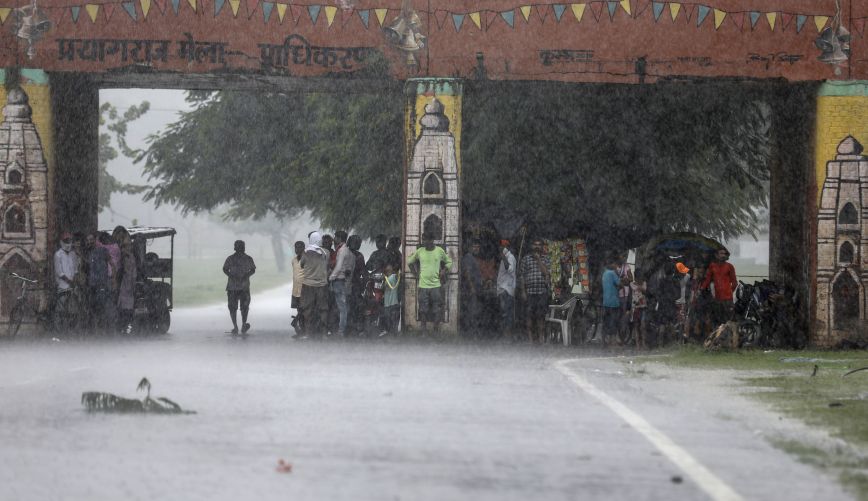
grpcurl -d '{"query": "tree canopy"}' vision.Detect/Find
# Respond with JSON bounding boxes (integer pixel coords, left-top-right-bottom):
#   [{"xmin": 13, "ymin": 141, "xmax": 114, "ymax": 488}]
[
  {"xmin": 133, "ymin": 78, "xmax": 772, "ymax": 249},
  {"xmin": 98, "ymin": 101, "xmax": 150, "ymax": 211}
]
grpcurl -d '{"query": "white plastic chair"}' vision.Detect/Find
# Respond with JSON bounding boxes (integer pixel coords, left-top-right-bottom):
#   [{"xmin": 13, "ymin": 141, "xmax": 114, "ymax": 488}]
[{"xmin": 546, "ymin": 295, "xmax": 579, "ymax": 346}]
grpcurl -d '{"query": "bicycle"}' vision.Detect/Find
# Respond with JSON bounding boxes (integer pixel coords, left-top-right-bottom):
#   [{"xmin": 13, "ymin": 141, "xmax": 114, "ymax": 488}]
[
  {"xmin": 572, "ymin": 295, "xmax": 600, "ymax": 345},
  {"xmin": 6, "ymin": 272, "xmax": 49, "ymax": 338}
]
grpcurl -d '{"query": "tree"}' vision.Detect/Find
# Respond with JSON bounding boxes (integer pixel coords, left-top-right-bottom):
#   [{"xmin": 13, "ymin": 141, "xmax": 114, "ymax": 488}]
[
  {"xmin": 98, "ymin": 101, "xmax": 150, "ymax": 212},
  {"xmin": 133, "ymin": 79, "xmax": 772, "ymax": 254}
]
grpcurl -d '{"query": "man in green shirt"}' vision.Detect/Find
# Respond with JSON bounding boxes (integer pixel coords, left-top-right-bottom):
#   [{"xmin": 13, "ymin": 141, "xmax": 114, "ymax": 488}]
[{"xmin": 407, "ymin": 233, "xmax": 453, "ymax": 334}]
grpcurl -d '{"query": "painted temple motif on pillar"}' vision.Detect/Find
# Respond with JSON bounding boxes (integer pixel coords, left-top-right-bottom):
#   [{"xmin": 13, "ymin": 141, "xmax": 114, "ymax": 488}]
[
  {"xmin": 0, "ymin": 88, "xmax": 49, "ymax": 317},
  {"xmin": 403, "ymin": 97, "xmax": 460, "ymax": 333},
  {"xmin": 816, "ymin": 136, "xmax": 868, "ymax": 346}
]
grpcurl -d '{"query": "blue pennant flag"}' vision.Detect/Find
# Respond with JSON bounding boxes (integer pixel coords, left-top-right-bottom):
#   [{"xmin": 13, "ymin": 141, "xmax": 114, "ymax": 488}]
[
  {"xmin": 122, "ymin": 2, "xmax": 137, "ymax": 20},
  {"xmin": 262, "ymin": 2, "xmax": 273, "ymax": 22},
  {"xmin": 796, "ymin": 14, "xmax": 807, "ymax": 33},
  {"xmin": 607, "ymin": 1, "xmax": 617, "ymax": 20},
  {"xmin": 452, "ymin": 13, "xmax": 464, "ymax": 32},
  {"xmin": 71, "ymin": 6, "xmax": 80, "ymax": 22},
  {"xmin": 501, "ymin": 10, "xmax": 514, "ymax": 27},
  {"xmin": 358, "ymin": 9, "xmax": 369, "ymax": 28},
  {"xmin": 308, "ymin": 5, "xmax": 321, "ymax": 24},
  {"xmin": 696, "ymin": 5, "xmax": 710, "ymax": 26},
  {"xmin": 652, "ymin": 2, "xmax": 664, "ymax": 21},
  {"xmin": 553, "ymin": 4, "xmax": 566, "ymax": 21},
  {"xmin": 214, "ymin": 0, "xmax": 225, "ymax": 16},
  {"xmin": 749, "ymin": 11, "xmax": 760, "ymax": 28},
  {"xmin": 172, "ymin": 0, "xmax": 180, "ymax": 14}
]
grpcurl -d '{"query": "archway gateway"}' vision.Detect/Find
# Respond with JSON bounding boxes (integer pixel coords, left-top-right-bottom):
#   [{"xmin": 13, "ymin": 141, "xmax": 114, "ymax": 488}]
[{"xmin": 0, "ymin": 0, "xmax": 866, "ymax": 342}]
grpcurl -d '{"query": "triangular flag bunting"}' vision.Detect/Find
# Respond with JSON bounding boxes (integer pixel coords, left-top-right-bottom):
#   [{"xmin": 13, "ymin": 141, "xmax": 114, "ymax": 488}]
[
  {"xmin": 275, "ymin": 2, "xmax": 287, "ymax": 22},
  {"xmin": 814, "ymin": 16, "xmax": 828, "ymax": 32},
  {"xmin": 263, "ymin": 2, "xmax": 273, "ymax": 22},
  {"xmin": 324, "ymin": 5, "xmax": 336, "ymax": 26},
  {"xmin": 308, "ymin": 5, "xmax": 320, "ymax": 24},
  {"xmin": 122, "ymin": 2, "xmax": 137, "ymax": 20},
  {"xmin": 749, "ymin": 11, "xmax": 760, "ymax": 29},
  {"xmin": 228, "ymin": 0, "xmax": 240, "ymax": 16},
  {"xmin": 520, "ymin": 6, "xmax": 531, "ymax": 21},
  {"xmin": 852, "ymin": 18, "xmax": 866, "ymax": 36},
  {"xmin": 620, "ymin": 0, "xmax": 631, "ymax": 16},
  {"xmin": 0, "ymin": 8, "xmax": 9, "ymax": 24},
  {"xmin": 535, "ymin": 5, "xmax": 550, "ymax": 23},
  {"xmin": 571, "ymin": 4, "xmax": 586, "ymax": 22},
  {"xmin": 501, "ymin": 10, "xmax": 515, "ymax": 27},
  {"xmin": 139, "ymin": 0, "xmax": 151, "ymax": 17},
  {"xmin": 669, "ymin": 3, "xmax": 680, "ymax": 21},
  {"xmin": 696, "ymin": 5, "xmax": 709, "ymax": 26},
  {"xmin": 469, "ymin": 12, "xmax": 481, "ymax": 29},
  {"xmin": 452, "ymin": 13, "xmax": 464, "ymax": 31},
  {"xmin": 553, "ymin": 4, "xmax": 566, "ymax": 21},
  {"xmin": 589, "ymin": 2, "xmax": 603, "ymax": 21},
  {"xmin": 606, "ymin": 2, "xmax": 617, "ymax": 20},
  {"xmin": 651, "ymin": 2, "xmax": 663, "ymax": 20},
  {"xmin": 766, "ymin": 12, "xmax": 776, "ymax": 31},
  {"xmin": 214, "ymin": 0, "xmax": 224, "ymax": 15},
  {"xmin": 780, "ymin": 13, "xmax": 793, "ymax": 31},
  {"xmin": 374, "ymin": 8, "xmax": 387, "ymax": 26},
  {"xmin": 432, "ymin": 9, "xmax": 449, "ymax": 29},
  {"xmin": 151, "ymin": 0, "xmax": 167, "ymax": 15},
  {"xmin": 713, "ymin": 8, "xmax": 725, "ymax": 29},
  {"xmin": 357, "ymin": 9, "xmax": 368, "ymax": 27},
  {"xmin": 171, "ymin": 0, "xmax": 180, "ymax": 15},
  {"xmin": 188, "ymin": 0, "xmax": 196, "ymax": 12},
  {"xmin": 85, "ymin": 4, "xmax": 100, "ymax": 22},
  {"xmin": 103, "ymin": 3, "xmax": 116, "ymax": 21},
  {"xmin": 795, "ymin": 15, "xmax": 807, "ymax": 33},
  {"xmin": 684, "ymin": 4, "xmax": 694, "ymax": 21},
  {"xmin": 71, "ymin": 6, "xmax": 81, "ymax": 22},
  {"xmin": 729, "ymin": 12, "xmax": 743, "ymax": 30}
]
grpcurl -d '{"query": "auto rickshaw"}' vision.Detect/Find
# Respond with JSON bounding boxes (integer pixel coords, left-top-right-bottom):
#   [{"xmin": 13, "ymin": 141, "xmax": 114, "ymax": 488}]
[{"xmin": 126, "ymin": 226, "xmax": 176, "ymax": 333}]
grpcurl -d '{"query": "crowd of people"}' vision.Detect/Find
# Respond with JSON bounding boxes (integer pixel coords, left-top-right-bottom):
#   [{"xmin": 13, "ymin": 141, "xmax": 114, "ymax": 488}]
[{"xmin": 52, "ymin": 226, "xmax": 139, "ymax": 333}]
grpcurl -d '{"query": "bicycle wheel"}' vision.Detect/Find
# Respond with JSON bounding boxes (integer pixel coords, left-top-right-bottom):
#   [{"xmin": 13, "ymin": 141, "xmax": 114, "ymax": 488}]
[
  {"xmin": 576, "ymin": 303, "xmax": 598, "ymax": 344},
  {"xmin": 7, "ymin": 302, "xmax": 24, "ymax": 338}
]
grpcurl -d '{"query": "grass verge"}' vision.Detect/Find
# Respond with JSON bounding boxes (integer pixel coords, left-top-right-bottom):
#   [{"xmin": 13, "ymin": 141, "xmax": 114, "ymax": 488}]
[
  {"xmin": 172, "ymin": 257, "xmax": 291, "ymax": 307},
  {"xmin": 660, "ymin": 346, "xmax": 868, "ymax": 499}
]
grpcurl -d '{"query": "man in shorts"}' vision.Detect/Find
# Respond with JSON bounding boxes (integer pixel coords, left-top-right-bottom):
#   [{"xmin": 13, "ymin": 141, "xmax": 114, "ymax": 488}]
[
  {"xmin": 519, "ymin": 239, "xmax": 551, "ymax": 343},
  {"xmin": 407, "ymin": 233, "xmax": 453, "ymax": 335},
  {"xmin": 223, "ymin": 240, "xmax": 256, "ymax": 335}
]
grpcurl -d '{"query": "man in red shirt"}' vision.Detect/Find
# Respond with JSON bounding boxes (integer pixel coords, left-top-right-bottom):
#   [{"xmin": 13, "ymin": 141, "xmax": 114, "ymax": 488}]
[{"xmin": 701, "ymin": 248, "xmax": 738, "ymax": 326}]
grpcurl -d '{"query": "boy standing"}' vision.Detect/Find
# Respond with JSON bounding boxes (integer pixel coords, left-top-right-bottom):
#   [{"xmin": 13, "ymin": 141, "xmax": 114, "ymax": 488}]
[{"xmin": 383, "ymin": 263, "xmax": 401, "ymax": 336}]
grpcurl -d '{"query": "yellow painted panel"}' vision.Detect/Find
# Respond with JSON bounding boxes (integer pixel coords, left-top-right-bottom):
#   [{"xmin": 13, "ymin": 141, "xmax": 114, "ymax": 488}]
[
  {"xmin": 815, "ymin": 96, "xmax": 868, "ymax": 202},
  {"xmin": 413, "ymin": 93, "xmax": 462, "ymax": 174}
]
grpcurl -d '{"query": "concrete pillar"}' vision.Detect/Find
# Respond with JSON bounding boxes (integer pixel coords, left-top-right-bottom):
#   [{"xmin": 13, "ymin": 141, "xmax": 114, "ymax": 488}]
[
  {"xmin": 49, "ymin": 72, "xmax": 99, "ymax": 236},
  {"xmin": 402, "ymin": 78, "xmax": 462, "ymax": 334}
]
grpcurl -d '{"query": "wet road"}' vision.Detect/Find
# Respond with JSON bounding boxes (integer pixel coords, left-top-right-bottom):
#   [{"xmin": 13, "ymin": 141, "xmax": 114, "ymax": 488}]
[{"xmin": 0, "ymin": 286, "xmax": 851, "ymax": 500}]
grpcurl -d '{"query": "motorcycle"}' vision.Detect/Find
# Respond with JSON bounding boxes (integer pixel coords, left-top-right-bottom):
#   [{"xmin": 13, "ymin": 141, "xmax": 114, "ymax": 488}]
[
  {"xmin": 734, "ymin": 279, "xmax": 799, "ymax": 348},
  {"xmin": 362, "ymin": 272, "xmax": 386, "ymax": 335}
]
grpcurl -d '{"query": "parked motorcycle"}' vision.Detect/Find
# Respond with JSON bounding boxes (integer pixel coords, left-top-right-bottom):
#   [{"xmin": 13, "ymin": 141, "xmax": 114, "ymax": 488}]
[
  {"xmin": 734, "ymin": 279, "xmax": 799, "ymax": 348},
  {"xmin": 362, "ymin": 272, "xmax": 386, "ymax": 336}
]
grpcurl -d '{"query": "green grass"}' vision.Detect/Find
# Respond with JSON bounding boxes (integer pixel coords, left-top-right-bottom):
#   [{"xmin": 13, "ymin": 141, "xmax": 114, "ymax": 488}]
[
  {"xmin": 171, "ymin": 257, "xmax": 291, "ymax": 307},
  {"xmin": 658, "ymin": 347, "xmax": 868, "ymax": 499}
]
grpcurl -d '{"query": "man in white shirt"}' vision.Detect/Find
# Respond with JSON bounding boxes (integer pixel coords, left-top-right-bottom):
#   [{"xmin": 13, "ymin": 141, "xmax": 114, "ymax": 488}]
[
  {"xmin": 54, "ymin": 232, "xmax": 79, "ymax": 330},
  {"xmin": 328, "ymin": 230, "xmax": 355, "ymax": 336},
  {"xmin": 496, "ymin": 239, "xmax": 517, "ymax": 335}
]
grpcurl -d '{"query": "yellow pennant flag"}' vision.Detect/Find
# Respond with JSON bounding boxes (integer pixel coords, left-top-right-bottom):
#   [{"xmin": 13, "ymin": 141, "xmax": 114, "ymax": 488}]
[
  {"xmin": 324, "ymin": 5, "xmax": 337, "ymax": 26},
  {"xmin": 375, "ymin": 8, "xmax": 388, "ymax": 26},
  {"xmin": 140, "ymin": 0, "xmax": 151, "ymax": 18},
  {"xmin": 187, "ymin": 0, "xmax": 196, "ymax": 11},
  {"xmin": 228, "ymin": 0, "xmax": 240, "ymax": 16},
  {"xmin": 520, "ymin": 5, "xmax": 531, "ymax": 21},
  {"xmin": 0, "ymin": 7, "xmax": 10, "ymax": 24},
  {"xmin": 619, "ymin": 0, "xmax": 631, "ymax": 16},
  {"xmin": 713, "ymin": 8, "xmax": 726, "ymax": 29},
  {"xmin": 276, "ymin": 3, "xmax": 287, "ymax": 22},
  {"xmin": 766, "ymin": 12, "xmax": 776, "ymax": 31},
  {"xmin": 669, "ymin": 3, "xmax": 681, "ymax": 21},
  {"xmin": 571, "ymin": 3, "xmax": 586, "ymax": 22},
  {"xmin": 814, "ymin": 15, "xmax": 829, "ymax": 32},
  {"xmin": 469, "ymin": 12, "xmax": 481, "ymax": 29},
  {"xmin": 85, "ymin": 4, "xmax": 100, "ymax": 22}
]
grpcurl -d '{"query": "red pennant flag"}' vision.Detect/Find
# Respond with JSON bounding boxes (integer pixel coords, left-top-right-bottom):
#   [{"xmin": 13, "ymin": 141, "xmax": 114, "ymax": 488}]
[
  {"xmin": 729, "ymin": 12, "xmax": 744, "ymax": 30},
  {"xmin": 683, "ymin": 4, "xmax": 695, "ymax": 22},
  {"xmin": 248, "ymin": 0, "xmax": 260, "ymax": 19},
  {"xmin": 433, "ymin": 9, "xmax": 449, "ymax": 29},
  {"xmin": 340, "ymin": 8, "xmax": 355, "ymax": 27},
  {"xmin": 589, "ymin": 1, "xmax": 604, "ymax": 21},
  {"xmin": 535, "ymin": 4, "xmax": 550, "ymax": 24},
  {"xmin": 485, "ymin": 10, "xmax": 499, "ymax": 30},
  {"xmin": 102, "ymin": 3, "xmax": 116, "ymax": 21},
  {"xmin": 851, "ymin": 18, "xmax": 866, "ymax": 37},
  {"xmin": 633, "ymin": 0, "xmax": 651, "ymax": 18},
  {"xmin": 289, "ymin": 4, "xmax": 304, "ymax": 25},
  {"xmin": 48, "ymin": 5, "xmax": 67, "ymax": 27},
  {"xmin": 780, "ymin": 13, "xmax": 793, "ymax": 31},
  {"xmin": 151, "ymin": 0, "xmax": 167, "ymax": 15}
]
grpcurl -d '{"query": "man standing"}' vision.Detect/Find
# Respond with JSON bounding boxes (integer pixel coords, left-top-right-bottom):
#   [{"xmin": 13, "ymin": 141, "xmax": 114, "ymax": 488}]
[
  {"xmin": 329, "ymin": 230, "xmax": 355, "ymax": 337},
  {"xmin": 365, "ymin": 234, "xmax": 390, "ymax": 274},
  {"xmin": 496, "ymin": 239, "xmax": 516, "ymax": 336},
  {"xmin": 290, "ymin": 241, "xmax": 305, "ymax": 337},
  {"xmin": 519, "ymin": 239, "xmax": 550, "ymax": 343},
  {"xmin": 347, "ymin": 235, "xmax": 367, "ymax": 334},
  {"xmin": 223, "ymin": 240, "xmax": 256, "ymax": 335},
  {"xmin": 461, "ymin": 241, "xmax": 483, "ymax": 334},
  {"xmin": 601, "ymin": 257, "xmax": 622, "ymax": 347},
  {"xmin": 407, "ymin": 233, "xmax": 453, "ymax": 335},
  {"xmin": 300, "ymin": 231, "xmax": 330, "ymax": 337},
  {"xmin": 701, "ymin": 248, "xmax": 738, "ymax": 327},
  {"xmin": 85, "ymin": 232, "xmax": 112, "ymax": 330},
  {"xmin": 54, "ymin": 232, "xmax": 79, "ymax": 330}
]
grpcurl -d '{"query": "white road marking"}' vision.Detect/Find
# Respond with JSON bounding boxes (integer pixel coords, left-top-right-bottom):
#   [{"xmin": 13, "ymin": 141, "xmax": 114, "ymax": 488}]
[{"xmin": 554, "ymin": 359, "xmax": 743, "ymax": 501}]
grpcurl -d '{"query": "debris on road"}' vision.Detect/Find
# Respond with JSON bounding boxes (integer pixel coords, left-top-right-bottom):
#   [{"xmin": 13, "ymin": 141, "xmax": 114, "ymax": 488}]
[
  {"xmin": 81, "ymin": 377, "xmax": 194, "ymax": 414},
  {"xmin": 276, "ymin": 459, "xmax": 293, "ymax": 473}
]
